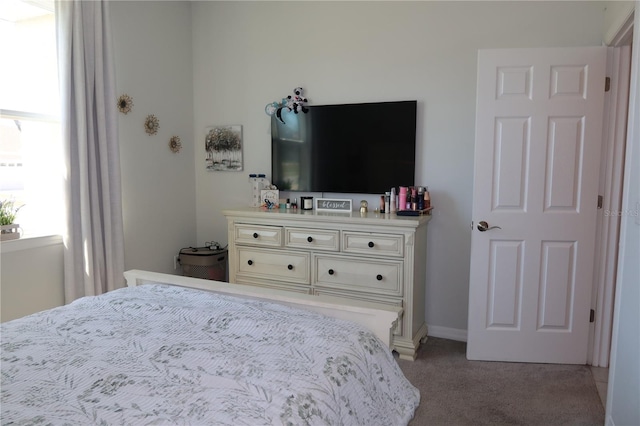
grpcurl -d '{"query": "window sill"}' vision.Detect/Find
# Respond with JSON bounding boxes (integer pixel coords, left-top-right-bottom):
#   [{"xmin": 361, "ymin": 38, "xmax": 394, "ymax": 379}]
[{"xmin": 0, "ymin": 234, "xmax": 63, "ymax": 254}]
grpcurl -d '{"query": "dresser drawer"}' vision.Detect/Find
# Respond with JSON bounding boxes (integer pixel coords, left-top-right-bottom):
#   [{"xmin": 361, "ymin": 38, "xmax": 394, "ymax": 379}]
[
  {"xmin": 236, "ymin": 247, "xmax": 309, "ymax": 284},
  {"xmin": 314, "ymin": 254, "xmax": 403, "ymax": 297},
  {"xmin": 234, "ymin": 224, "xmax": 282, "ymax": 247},
  {"xmin": 285, "ymin": 227, "xmax": 340, "ymax": 251},
  {"xmin": 342, "ymin": 231, "xmax": 404, "ymax": 257}
]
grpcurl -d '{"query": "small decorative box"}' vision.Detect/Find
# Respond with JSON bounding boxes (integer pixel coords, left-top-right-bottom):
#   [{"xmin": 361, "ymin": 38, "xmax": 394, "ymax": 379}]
[{"xmin": 261, "ymin": 189, "xmax": 279, "ymax": 208}]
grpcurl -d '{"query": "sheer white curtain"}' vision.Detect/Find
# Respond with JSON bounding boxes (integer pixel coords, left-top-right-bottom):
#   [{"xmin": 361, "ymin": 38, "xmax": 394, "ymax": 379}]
[{"xmin": 56, "ymin": 0, "xmax": 125, "ymax": 303}]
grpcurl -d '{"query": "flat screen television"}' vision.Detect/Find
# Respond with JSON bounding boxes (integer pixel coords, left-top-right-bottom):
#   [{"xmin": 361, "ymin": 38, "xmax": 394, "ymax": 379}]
[{"xmin": 271, "ymin": 100, "xmax": 417, "ymax": 194}]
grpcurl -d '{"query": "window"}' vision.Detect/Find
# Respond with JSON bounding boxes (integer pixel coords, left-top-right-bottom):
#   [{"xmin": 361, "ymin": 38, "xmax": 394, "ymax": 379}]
[{"xmin": 0, "ymin": 0, "xmax": 63, "ymax": 237}]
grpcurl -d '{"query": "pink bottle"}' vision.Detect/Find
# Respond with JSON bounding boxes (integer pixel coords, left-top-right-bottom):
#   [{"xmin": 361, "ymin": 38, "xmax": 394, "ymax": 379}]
[{"xmin": 398, "ymin": 187, "xmax": 407, "ymax": 211}]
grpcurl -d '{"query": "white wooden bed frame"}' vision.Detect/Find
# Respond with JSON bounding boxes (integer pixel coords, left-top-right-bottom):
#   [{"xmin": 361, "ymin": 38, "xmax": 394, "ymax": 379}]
[{"xmin": 124, "ymin": 269, "xmax": 403, "ymax": 349}]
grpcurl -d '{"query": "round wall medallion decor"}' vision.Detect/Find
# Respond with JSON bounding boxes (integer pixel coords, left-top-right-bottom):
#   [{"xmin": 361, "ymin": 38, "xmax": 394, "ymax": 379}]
[
  {"xmin": 117, "ymin": 94, "xmax": 133, "ymax": 114},
  {"xmin": 169, "ymin": 136, "xmax": 182, "ymax": 153},
  {"xmin": 144, "ymin": 114, "xmax": 159, "ymax": 135}
]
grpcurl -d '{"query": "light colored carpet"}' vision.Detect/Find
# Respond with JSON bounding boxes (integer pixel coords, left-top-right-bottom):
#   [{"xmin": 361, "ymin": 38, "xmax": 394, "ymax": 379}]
[{"xmin": 397, "ymin": 337, "xmax": 604, "ymax": 426}]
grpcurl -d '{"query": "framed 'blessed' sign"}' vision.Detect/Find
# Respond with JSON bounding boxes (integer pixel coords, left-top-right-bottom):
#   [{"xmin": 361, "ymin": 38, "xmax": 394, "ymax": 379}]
[{"xmin": 315, "ymin": 198, "xmax": 352, "ymax": 212}]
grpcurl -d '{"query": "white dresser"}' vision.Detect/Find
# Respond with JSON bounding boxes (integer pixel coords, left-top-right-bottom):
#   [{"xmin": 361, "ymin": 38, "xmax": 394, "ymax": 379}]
[{"xmin": 223, "ymin": 207, "xmax": 431, "ymax": 360}]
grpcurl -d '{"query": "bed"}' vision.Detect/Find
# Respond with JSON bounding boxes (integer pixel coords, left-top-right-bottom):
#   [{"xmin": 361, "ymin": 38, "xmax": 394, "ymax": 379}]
[{"xmin": 1, "ymin": 270, "xmax": 419, "ymax": 425}]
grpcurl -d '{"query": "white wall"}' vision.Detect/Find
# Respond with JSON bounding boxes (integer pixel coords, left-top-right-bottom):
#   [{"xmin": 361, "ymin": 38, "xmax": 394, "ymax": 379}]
[
  {"xmin": 0, "ymin": 238, "xmax": 64, "ymax": 322},
  {"xmin": 191, "ymin": 1, "xmax": 606, "ymax": 332},
  {"xmin": 110, "ymin": 1, "xmax": 196, "ymax": 274},
  {"xmin": 606, "ymin": 4, "xmax": 640, "ymax": 425}
]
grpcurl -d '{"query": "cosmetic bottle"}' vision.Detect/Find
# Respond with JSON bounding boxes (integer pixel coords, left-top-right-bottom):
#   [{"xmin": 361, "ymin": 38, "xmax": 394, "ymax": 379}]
[
  {"xmin": 399, "ymin": 187, "xmax": 407, "ymax": 211},
  {"xmin": 380, "ymin": 195, "xmax": 385, "ymax": 213},
  {"xmin": 417, "ymin": 187, "xmax": 424, "ymax": 210},
  {"xmin": 390, "ymin": 187, "xmax": 397, "ymax": 213},
  {"xmin": 407, "ymin": 187, "xmax": 413, "ymax": 210},
  {"xmin": 384, "ymin": 192, "xmax": 390, "ymax": 214},
  {"xmin": 410, "ymin": 187, "xmax": 417, "ymax": 210},
  {"xmin": 424, "ymin": 186, "xmax": 431, "ymax": 209}
]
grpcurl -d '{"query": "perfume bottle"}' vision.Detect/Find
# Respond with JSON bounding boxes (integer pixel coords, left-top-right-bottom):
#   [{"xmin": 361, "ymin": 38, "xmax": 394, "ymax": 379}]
[
  {"xmin": 398, "ymin": 187, "xmax": 407, "ymax": 211},
  {"xmin": 424, "ymin": 186, "xmax": 431, "ymax": 209},
  {"xmin": 410, "ymin": 187, "xmax": 417, "ymax": 210},
  {"xmin": 390, "ymin": 187, "xmax": 397, "ymax": 213}
]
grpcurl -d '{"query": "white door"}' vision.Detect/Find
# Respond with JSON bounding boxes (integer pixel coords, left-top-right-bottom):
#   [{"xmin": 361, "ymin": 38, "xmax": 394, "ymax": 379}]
[{"xmin": 467, "ymin": 47, "xmax": 606, "ymax": 364}]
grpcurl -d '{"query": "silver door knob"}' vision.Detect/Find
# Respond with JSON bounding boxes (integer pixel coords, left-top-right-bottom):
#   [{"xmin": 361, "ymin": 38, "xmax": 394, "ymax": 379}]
[{"xmin": 477, "ymin": 221, "xmax": 502, "ymax": 232}]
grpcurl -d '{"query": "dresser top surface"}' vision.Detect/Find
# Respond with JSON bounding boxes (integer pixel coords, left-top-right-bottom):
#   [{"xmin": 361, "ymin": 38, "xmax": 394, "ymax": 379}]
[{"xmin": 223, "ymin": 207, "xmax": 431, "ymax": 228}]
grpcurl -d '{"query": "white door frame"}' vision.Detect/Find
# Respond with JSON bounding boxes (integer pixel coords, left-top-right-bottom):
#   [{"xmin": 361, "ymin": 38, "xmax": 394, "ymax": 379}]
[{"xmin": 590, "ymin": 11, "xmax": 634, "ymax": 368}]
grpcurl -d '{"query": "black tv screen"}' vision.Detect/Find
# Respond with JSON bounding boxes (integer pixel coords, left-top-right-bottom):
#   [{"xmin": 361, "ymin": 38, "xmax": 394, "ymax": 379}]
[{"xmin": 271, "ymin": 100, "xmax": 416, "ymax": 194}]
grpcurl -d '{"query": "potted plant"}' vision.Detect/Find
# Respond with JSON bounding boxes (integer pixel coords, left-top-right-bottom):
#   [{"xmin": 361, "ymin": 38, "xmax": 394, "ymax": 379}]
[{"xmin": 0, "ymin": 199, "xmax": 24, "ymax": 241}]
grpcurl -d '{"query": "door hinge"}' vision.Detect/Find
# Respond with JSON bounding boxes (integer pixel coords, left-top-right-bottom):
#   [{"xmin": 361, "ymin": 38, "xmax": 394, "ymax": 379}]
[
  {"xmin": 597, "ymin": 195, "xmax": 603, "ymax": 209},
  {"xmin": 605, "ymin": 77, "xmax": 611, "ymax": 92},
  {"xmin": 590, "ymin": 309, "xmax": 595, "ymax": 323}
]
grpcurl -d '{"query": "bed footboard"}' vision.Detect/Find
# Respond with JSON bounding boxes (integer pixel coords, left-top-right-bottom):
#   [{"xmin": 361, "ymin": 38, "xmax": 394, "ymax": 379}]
[{"xmin": 124, "ymin": 269, "xmax": 402, "ymax": 349}]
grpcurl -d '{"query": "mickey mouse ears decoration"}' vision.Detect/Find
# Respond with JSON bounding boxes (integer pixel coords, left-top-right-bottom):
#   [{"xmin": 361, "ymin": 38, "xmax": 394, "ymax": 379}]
[{"xmin": 265, "ymin": 87, "xmax": 309, "ymax": 124}]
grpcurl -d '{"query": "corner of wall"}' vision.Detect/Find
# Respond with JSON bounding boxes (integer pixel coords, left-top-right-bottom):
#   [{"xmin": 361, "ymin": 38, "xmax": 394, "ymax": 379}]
[{"xmin": 604, "ymin": 2, "xmax": 635, "ymax": 45}]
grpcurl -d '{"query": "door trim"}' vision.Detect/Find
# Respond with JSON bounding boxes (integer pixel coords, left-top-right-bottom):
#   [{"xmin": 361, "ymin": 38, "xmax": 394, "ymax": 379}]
[{"xmin": 590, "ymin": 46, "xmax": 631, "ymax": 367}]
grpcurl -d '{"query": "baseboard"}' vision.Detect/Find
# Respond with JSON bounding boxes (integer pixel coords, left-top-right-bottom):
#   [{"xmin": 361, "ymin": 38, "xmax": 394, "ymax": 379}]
[{"xmin": 427, "ymin": 324, "xmax": 468, "ymax": 342}]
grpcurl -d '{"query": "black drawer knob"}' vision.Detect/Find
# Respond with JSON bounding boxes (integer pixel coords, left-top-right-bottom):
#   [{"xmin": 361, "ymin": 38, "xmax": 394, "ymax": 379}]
[
  {"xmin": 376, "ymin": 274, "xmax": 383, "ymax": 281},
  {"xmin": 247, "ymin": 260, "xmax": 253, "ymax": 266},
  {"xmin": 253, "ymin": 232, "xmax": 259, "ymax": 238},
  {"xmin": 368, "ymin": 241, "xmax": 375, "ymax": 248},
  {"xmin": 307, "ymin": 236, "xmax": 313, "ymax": 242},
  {"xmin": 287, "ymin": 264, "xmax": 294, "ymax": 270},
  {"xmin": 328, "ymin": 269, "xmax": 334, "ymax": 275}
]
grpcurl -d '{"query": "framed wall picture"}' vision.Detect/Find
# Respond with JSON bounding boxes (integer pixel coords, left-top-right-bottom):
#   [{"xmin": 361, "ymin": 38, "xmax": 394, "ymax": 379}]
[
  {"xmin": 315, "ymin": 198, "xmax": 352, "ymax": 212},
  {"xmin": 204, "ymin": 125, "xmax": 243, "ymax": 171}
]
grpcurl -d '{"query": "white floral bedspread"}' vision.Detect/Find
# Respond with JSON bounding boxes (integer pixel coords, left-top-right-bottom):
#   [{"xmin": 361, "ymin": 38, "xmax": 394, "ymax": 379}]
[{"xmin": 1, "ymin": 284, "xmax": 419, "ymax": 425}]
